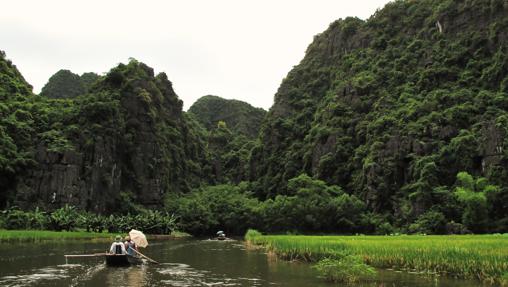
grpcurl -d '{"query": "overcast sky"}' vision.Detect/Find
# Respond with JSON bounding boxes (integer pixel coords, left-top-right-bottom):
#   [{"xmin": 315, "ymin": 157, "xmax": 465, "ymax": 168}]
[{"xmin": 2, "ymin": 0, "xmax": 391, "ymax": 110}]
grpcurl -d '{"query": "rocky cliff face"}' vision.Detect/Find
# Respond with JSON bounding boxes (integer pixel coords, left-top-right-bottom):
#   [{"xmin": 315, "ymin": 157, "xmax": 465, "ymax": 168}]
[
  {"xmin": 250, "ymin": 16, "xmax": 368, "ymax": 198},
  {"xmin": 251, "ymin": 0, "xmax": 508, "ymax": 219},
  {"xmin": 2, "ymin": 58, "xmax": 211, "ymax": 212}
]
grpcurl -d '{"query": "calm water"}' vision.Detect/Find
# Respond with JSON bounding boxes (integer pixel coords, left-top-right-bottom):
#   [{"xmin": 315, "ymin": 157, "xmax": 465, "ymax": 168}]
[{"xmin": 0, "ymin": 238, "xmax": 484, "ymax": 287}]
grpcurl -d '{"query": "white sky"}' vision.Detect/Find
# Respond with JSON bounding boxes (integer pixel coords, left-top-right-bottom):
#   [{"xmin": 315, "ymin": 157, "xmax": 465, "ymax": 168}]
[{"xmin": 1, "ymin": 0, "xmax": 391, "ymax": 110}]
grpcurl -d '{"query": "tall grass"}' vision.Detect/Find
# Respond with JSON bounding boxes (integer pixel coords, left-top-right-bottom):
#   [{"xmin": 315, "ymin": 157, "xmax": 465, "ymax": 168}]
[
  {"xmin": 245, "ymin": 230, "xmax": 508, "ymax": 284},
  {"xmin": 0, "ymin": 229, "xmax": 187, "ymax": 241},
  {"xmin": 0, "ymin": 229, "xmax": 117, "ymax": 241}
]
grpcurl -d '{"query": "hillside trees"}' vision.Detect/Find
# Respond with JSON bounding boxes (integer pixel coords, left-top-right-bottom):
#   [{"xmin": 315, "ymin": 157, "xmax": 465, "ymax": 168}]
[{"xmin": 250, "ymin": 0, "xmax": 508, "ymax": 229}]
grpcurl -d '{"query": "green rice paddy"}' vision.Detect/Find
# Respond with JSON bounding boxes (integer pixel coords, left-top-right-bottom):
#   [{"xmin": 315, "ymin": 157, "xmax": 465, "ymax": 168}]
[{"xmin": 245, "ymin": 230, "xmax": 508, "ymax": 284}]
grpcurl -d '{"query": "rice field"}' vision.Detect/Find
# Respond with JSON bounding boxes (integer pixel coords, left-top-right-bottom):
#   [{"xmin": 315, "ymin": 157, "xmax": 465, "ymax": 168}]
[{"xmin": 245, "ymin": 230, "xmax": 508, "ymax": 284}]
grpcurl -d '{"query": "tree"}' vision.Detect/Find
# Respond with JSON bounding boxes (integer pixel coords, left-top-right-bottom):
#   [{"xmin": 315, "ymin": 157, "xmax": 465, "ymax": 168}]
[{"xmin": 454, "ymin": 172, "xmax": 499, "ymax": 233}]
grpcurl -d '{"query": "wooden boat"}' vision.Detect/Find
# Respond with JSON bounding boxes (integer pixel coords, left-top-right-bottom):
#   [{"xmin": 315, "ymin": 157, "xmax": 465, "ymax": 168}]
[{"xmin": 105, "ymin": 254, "xmax": 143, "ymax": 266}]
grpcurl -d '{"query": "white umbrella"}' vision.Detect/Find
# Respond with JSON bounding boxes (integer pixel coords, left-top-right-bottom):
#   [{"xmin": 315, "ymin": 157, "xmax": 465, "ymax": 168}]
[{"xmin": 129, "ymin": 229, "xmax": 148, "ymax": 248}]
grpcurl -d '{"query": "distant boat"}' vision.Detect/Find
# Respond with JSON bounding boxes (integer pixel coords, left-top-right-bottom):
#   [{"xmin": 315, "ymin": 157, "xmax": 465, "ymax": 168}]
[
  {"xmin": 216, "ymin": 230, "xmax": 227, "ymax": 240},
  {"xmin": 105, "ymin": 254, "xmax": 143, "ymax": 267}
]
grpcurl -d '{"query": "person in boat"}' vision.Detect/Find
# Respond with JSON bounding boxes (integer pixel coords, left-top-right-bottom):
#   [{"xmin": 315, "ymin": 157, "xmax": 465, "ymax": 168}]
[
  {"xmin": 109, "ymin": 235, "xmax": 127, "ymax": 255},
  {"xmin": 217, "ymin": 230, "xmax": 226, "ymax": 240},
  {"xmin": 124, "ymin": 236, "xmax": 138, "ymax": 256}
]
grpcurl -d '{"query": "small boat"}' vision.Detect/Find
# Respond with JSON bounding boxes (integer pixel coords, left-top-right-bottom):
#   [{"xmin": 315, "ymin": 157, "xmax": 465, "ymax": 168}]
[
  {"xmin": 105, "ymin": 254, "xmax": 143, "ymax": 267},
  {"xmin": 216, "ymin": 231, "xmax": 226, "ymax": 240}
]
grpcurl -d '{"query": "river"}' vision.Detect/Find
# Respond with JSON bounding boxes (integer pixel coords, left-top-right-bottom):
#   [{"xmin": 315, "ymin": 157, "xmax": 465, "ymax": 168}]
[{"xmin": 0, "ymin": 238, "xmax": 481, "ymax": 286}]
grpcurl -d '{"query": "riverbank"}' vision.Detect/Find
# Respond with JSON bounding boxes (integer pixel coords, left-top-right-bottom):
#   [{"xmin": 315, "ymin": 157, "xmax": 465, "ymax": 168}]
[
  {"xmin": 0, "ymin": 229, "xmax": 117, "ymax": 241},
  {"xmin": 245, "ymin": 230, "xmax": 508, "ymax": 285},
  {"xmin": 0, "ymin": 229, "xmax": 190, "ymax": 242}
]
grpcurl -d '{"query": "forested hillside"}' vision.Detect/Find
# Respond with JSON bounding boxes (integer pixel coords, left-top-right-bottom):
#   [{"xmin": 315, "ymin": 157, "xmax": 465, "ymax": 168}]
[
  {"xmin": 40, "ymin": 69, "xmax": 100, "ymax": 98},
  {"xmin": 189, "ymin": 96, "xmax": 266, "ymax": 183},
  {"xmin": 0, "ymin": 50, "xmax": 34, "ymax": 206},
  {"xmin": 250, "ymin": 0, "xmax": 508, "ymax": 231},
  {"xmin": 188, "ymin": 95, "xmax": 266, "ymax": 139},
  {"xmin": 2, "ymin": 0, "xmax": 508, "ymax": 235},
  {"xmin": 0, "ymin": 55, "xmax": 212, "ymax": 212}
]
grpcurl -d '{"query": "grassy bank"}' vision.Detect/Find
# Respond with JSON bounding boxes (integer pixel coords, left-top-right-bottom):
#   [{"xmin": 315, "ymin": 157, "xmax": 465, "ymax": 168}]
[
  {"xmin": 245, "ymin": 230, "xmax": 508, "ymax": 284},
  {"xmin": 0, "ymin": 229, "xmax": 190, "ymax": 242},
  {"xmin": 0, "ymin": 229, "xmax": 119, "ymax": 241}
]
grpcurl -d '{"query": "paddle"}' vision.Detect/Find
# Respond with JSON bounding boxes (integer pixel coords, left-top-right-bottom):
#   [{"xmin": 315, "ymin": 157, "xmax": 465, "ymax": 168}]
[
  {"xmin": 131, "ymin": 248, "xmax": 159, "ymax": 264},
  {"xmin": 64, "ymin": 253, "xmax": 108, "ymax": 258}
]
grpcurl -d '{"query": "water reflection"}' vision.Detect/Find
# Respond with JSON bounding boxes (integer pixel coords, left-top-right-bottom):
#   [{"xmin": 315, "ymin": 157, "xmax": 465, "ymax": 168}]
[{"xmin": 105, "ymin": 265, "xmax": 147, "ymax": 287}]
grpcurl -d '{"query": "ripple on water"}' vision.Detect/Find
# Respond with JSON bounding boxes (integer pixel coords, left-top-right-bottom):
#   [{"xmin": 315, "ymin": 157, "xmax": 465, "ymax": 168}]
[
  {"xmin": 0, "ymin": 266, "xmax": 69, "ymax": 286},
  {"xmin": 156, "ymin": 263, "xmax": 264, "ymax": 287},
  {"xmin": 57, "ymin": 264, "xmax": 82, "ymax": 268},
  {"xmin": 68, "ymin": 262, "xmax": 106, "ymax": 286}
]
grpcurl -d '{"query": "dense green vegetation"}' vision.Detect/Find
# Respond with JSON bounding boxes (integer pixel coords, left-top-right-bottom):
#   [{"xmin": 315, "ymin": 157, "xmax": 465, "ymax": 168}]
[
  {"xmin": 0, "ymin": 50, "xmax": 36, "ymax": 206},
  {"xmin": 40, "ymin": 69, "xmax": 88, "ymax": 98},
  {"xmin": 188, "ymin": 96, "xmax": 266, "ymax": 183},
  {"xmin": 204, "ymin": 121, "xmax": 257, "ymax": 183},
  {"xmin": 2, "ymin": 0, "xmax": 508, "ymax": 240},
  {"xmin": 80, "ymin": 72, "xmax": 100, "ymax": 92},
  {"xmin": 165, "ymin": 174, "xmax": 369, "ymax": 236},
  {"xmin": 188, "ymin": 95, "xmax": 266, "ymax": 139},
  {"xmin": 246, "ymin": 230, "xmax": 508, "ymax": 284},
  {"xmin": 250, "ymin": 0, "xmax": 508, "ymax": 233},
  {"xmin": 0, "ymin": 230, "xmax": 116, "ymax": 241},
  {"xmin": 162, "ymin": 171, "xmax": 505, "ymax": 236},
  {"xmin": 312, "ymin": 257, "xmax": 376, "ymax": 284},
  {"xmin": 40, "ymin": 70, "xmax": 101, "ymax": 99},
  {"xmin": 0, "ymin": 53, "xmax": 212, "ymax": 212},
  {"xmin": 0, "ymin": 205, "xmax": 176, "ymax": 234}
]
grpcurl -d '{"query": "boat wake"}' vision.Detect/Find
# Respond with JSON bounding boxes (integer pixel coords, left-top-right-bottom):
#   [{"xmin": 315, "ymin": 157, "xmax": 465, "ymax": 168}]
[
  {"xmin": 0, "ymin": 265, "xmax": 72, "ymax": 286},
  {"xmin": 68, "ymin": 262, "xmax": 106, "ymax": 287},
  {"xmin": 156, "ymin": 263, "xmax": 263, "ymax": 287}
]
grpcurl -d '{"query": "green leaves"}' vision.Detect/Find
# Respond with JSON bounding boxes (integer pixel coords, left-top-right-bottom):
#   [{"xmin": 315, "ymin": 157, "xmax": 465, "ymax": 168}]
[
  {"xmin": 166, "ymin": 184, "xmax": 259, "ymax": 236},
  {"xmin": 188, "ymin": 95, "xmax": 266, "ymax": 139},
  {"xmin": 49, "ymin": 205, "xmax": 79, "ymax": 231},
  {"xmin": 454, "ymin": 172, "xmax": 499, "ymax": 233},
  {"xmin": 0, "ymin": 205, "xmax": 177, "ymax": 234},
  {"xmin": 39, "ymin": 129, "xmax": 74, "ymax": 152}
]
